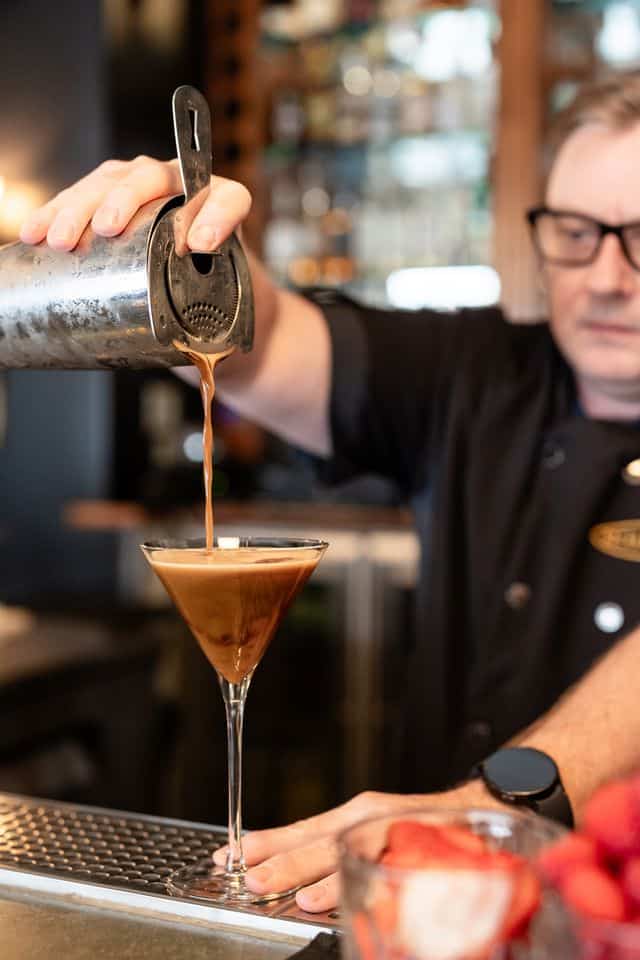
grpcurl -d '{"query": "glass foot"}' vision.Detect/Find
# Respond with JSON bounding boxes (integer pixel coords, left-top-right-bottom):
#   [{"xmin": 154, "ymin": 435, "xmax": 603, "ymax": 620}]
[{"xmin": 166, "ymin": 859, "xmax": 300, "ymax": 905}]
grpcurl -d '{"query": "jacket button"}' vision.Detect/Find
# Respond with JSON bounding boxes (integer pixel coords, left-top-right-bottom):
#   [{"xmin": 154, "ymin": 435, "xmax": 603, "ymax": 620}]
[
  {"xmin": 594, "ymin": 602, "xmax": 624, "ymax": 633},
  {"xmin": 505, "ymin": 581, "xmax": 531, "ymax": 610},
  {"xmin": 542, "ymin": 441, "xmax": 565, "ymax": 469}
]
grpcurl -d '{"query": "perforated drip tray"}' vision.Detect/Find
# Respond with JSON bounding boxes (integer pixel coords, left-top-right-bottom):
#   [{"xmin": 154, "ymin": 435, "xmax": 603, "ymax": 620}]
[{"xmin": 0, "ymin": 792, "xmax": 339, "ymax": 945}]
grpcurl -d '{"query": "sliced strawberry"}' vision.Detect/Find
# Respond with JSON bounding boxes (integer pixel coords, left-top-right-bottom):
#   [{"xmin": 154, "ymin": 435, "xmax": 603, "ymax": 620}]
[
  {"xmin": 501, "ymin": 863, "xmax": 542, "ymax": 939},
  {"xmin": 351, "ymin": 911, "xmax": 377, "ymax": 960},
  {"xmin": 537, "ymin": 832, "xmax": 600, "ymax": 885},
  {"xmin": 621, "ymin": 856, "xmax": 640, "ymax": 911},
  {"xmin": 370, "ymin": 886, "xmax": 398, "ymax": 936},
  {"xmin": 561, "ymin": 864, "xmax": 627, "ymax": 923},
  {"xmin": 438, "ymin": 825, "xmax": 489, "ymax": 856},
  {"xmin": 584, "ymin": 780, "xmax": 640, "ymax": 860}
]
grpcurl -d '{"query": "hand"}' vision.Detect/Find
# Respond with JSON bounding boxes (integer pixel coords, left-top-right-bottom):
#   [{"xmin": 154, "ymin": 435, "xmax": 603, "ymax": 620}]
[
  {"xmin": 214, "ymin": 782, "xmax": 507, "ymax": 913},
  {"xmin": 18, "ymin": 155, "xmax": 252, "ymax": 254}
]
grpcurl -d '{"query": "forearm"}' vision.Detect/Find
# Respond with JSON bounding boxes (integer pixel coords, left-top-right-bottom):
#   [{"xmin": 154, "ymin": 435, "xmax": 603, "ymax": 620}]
[
  {"xmin": 505, "ymin": 622, "xmax": 640, "ymax": 822},
  {"xmin": 209, "ymin": 249, "xmax": 332, "ymax": 456}
]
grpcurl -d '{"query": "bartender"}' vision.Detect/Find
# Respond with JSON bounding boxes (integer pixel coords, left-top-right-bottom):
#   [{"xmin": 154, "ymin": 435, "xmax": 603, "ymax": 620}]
[{"xmin": 18, "ymin": 70, "xmax": 640, "ymax": 910}]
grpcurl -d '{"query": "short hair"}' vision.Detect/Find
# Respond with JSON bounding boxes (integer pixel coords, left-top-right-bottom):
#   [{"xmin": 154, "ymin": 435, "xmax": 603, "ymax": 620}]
[{"xmin": 546, "ymin": 70, "xmax": 640, "ymax": 177}]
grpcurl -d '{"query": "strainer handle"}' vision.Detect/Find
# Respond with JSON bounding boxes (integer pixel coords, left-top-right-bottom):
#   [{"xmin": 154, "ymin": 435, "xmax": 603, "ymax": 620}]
[{"xmin": 172, "ymin": 85, "xmax": 212, "ymax": 203}]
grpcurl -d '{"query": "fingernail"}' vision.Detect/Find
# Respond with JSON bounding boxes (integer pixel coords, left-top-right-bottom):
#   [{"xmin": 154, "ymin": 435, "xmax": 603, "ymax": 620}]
[
  {"xmin": 48, "ymin": 218, "xmax": 76, "ymax": 246},
  {"xmin": 19, "ymin": 219, "xmax": 44, "ymax": 242},
  {"xmin": 212, "ymin": 848, "xmax": 227, "ymax": 865},
  {"xmin": 188, "ymin": 225, "xmax": 217, "ymax": 250},
  {"xmin": 298, "ymin": 888, "xmax": 322, "ymax": 907},
  {"xmin": 93, "ymin": 206, "xmax": 121, "ymax": 231},
  {"xmin": 248, "ymin": 865, "xmax": 272, "ymax": 886}
]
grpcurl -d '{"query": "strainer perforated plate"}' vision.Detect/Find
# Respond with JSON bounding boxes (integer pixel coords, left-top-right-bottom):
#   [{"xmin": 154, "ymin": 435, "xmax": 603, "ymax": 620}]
[
  {"xmin": 0, "ymin": 794, "xmax": 219, "ymax": 894},
  {"xmin": 0, "ymin": 792, "xmax": 339, "ymax": 938}
]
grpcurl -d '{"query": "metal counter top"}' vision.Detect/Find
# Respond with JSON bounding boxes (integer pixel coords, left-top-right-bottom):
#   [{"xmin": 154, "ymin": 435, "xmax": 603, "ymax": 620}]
[
  {"xmin": 0, "ymin": 792, "xmax": 339, "ymax": 959},
  {"xmin": 0, "ymin": 888, "xmax": 310, "ymax": 960}
]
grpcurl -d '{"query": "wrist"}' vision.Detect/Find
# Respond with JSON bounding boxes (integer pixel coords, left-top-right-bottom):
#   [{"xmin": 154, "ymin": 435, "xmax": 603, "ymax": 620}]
[{"xmin": 442, "ymin": 778, "xmax": 512, "ymax": 812}]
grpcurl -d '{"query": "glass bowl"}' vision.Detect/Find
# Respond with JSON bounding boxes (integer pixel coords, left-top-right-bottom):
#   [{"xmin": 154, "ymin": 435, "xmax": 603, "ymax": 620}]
[{"xmin": 338, "ymin": 806, "xmax": 576, "ymax": 960}]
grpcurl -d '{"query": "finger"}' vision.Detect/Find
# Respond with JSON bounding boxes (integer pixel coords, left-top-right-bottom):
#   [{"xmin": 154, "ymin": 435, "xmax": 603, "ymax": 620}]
[
  {"xmin": 295, "ymin": 872, "xmax": 340, "ymax": 914},
  {"xmin": 243, "ymin": 837, "xmax": 338, "ymax": 897},
  {"xmin": 19, "ymin": 160, "xmax": 130, "ymax": 246},
  {"xmin": 214, "ymin": 807, "xmax": 351, "ymax": 868},
  {"xmin": 46, "ymin": 178, "xmax": 132, "ymax": 251},
  {"xmin": 19, "ymin": 198, "xmax": 66, "ymax": 245},
  {"xmin": 91, "ymin": 157, "xmax": 181, "ymax": 236},
  {"xmin": 186, "ymin": 177, "xmax": 252, "ymax": 252}
]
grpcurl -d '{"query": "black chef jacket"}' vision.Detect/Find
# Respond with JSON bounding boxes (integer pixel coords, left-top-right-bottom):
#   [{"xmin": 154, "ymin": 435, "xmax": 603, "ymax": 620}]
[{"xmin": 316, "ymin": 291, "xmax": 640, "ymax": 793}]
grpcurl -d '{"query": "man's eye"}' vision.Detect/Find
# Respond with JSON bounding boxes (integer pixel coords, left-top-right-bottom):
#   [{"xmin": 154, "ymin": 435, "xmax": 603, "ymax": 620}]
[{"xmin": 558, "ymin": 225, "xmax": 593, "ymax": 242}]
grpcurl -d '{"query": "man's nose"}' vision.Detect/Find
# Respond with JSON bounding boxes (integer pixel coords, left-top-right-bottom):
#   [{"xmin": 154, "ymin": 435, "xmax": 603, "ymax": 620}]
[{"xmin": 585, "ymin": 233, "xmax": 636, "ymax": 296}]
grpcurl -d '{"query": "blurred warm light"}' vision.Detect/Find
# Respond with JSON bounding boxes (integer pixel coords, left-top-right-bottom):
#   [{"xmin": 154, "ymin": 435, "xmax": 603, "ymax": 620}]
[
  {"xmin": 323, "ymin": 256, "xmax": 355, "ymax": 285},
  {"xmin": 323, "ymin": 207, "xmax": 353, "ymax": 236},
  {"xmin": 374, "ymin": 68, "xmax": 402, "ymax": 99},
  {"xmin": 302, "ymin": 186, "xmax": 330, "ymax": 217},
  {"xmin": 386, "ymin": 265, "xmax": 500, "ymax": 310},
  {"xmin": 288, "ymin": 256, "xmax": 321, "ymax": 286},
  {"xmin": 0, "ymin": 180, "xmax": 46, "ymax": 238},
  {"xmin": 343, "ymin": 65, "xmax": 373, "ymax": 97},
  {"xmin": 104, "ymin": 0, "xmax": 187, "ymax": 53}
]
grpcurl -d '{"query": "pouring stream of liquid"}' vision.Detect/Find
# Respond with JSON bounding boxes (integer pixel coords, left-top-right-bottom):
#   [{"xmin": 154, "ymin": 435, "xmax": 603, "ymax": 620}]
[{"xmin": 173, "ymin": 343, "xmax": 234, "ymax": 550}]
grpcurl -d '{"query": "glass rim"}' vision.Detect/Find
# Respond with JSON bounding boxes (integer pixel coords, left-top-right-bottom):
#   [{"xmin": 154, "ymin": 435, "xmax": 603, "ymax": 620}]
[
  {"xmin": 141, "ymin": 536, "xmax": 329, "ymax": 552},
  {"xmin": 337, "ymin": 805, "xmax": 567, "ymax": 880}
]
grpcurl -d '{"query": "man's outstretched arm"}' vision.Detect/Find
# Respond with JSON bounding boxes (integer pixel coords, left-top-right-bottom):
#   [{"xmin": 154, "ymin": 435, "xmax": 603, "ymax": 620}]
[{"xmin": 227, "ymin": 622, "xmax": 640, "ymax": 912}]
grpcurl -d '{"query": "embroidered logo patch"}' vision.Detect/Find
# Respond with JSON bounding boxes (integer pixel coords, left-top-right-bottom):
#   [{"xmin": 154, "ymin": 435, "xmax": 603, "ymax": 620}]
[{"xmin": 589, "ymin": 519, "xmax": 640, "ymax": 562}]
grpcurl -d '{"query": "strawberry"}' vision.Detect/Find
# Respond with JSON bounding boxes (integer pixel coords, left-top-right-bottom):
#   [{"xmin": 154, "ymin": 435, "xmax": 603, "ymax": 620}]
[
  {"xmin": 438, "ymin": 825, "xmax": 489, "ymax": 856},
  {"xmin": 537, "ymin": 832, "xmax": 600, "ymax": 885},
  {"xmin": 561, "ymin": 864, "xmax": 627, "ymax": 923},
  {"xmin": 621, "ymin": 856, "xmax": 640, "ymax": 912},
  {"xmin": 382, "ymin": 820, "xmax": 491, "ymax": 870},
  {"xmin": 584, "ymin": 780, "xmax": 640, "ymax": 860},
  {"xmin": 501, "ymin": 863, "xmax": 542, "ymax": 939},
  {"xmin": 370, "ymin": 885, "xmax": 398, "ymax": 936},
  {"xmin": 351, "ymin": 911, "xmax": 377, "ymax": 960}
]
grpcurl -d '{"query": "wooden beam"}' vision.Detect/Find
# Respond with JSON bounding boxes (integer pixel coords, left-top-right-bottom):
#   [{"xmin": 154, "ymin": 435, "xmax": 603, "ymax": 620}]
[{"xmin": 493, "ymin": 0, "xmax": 547, "ymax": 320}]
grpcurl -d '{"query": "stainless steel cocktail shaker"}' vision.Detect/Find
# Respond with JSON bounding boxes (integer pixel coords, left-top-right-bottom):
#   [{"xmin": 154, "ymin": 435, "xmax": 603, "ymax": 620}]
[{"xmin": 0, "ymin": 86, "xmax": 254, "ymax": 369}]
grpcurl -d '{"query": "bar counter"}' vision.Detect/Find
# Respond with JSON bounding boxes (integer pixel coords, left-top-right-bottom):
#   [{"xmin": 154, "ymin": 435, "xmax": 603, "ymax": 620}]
[{"xmin": 0, "ymin": 792, "xmax": 338, "ymax": 960}]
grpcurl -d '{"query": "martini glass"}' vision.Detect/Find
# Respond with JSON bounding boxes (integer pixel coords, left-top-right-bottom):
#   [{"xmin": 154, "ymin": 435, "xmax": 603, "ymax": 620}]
[{"xmin": 141, "ymin": 535, "xmax": 327, "ymax": 904}]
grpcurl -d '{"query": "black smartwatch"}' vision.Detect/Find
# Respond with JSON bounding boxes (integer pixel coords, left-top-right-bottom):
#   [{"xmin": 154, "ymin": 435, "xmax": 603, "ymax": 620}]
[{"xmin": 476, "ymin": 747, "xmax": 574, "ymax": 828}]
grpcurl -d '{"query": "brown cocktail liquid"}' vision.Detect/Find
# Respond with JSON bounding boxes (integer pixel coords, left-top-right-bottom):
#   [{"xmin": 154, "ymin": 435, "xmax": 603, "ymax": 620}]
[
  {"xmin": 149, "ymin": 547, "xmax": 317, "ymax": 683},
  {"xmin": 173, "ymin": 343, "xmax": 234, "ymax": 550}
]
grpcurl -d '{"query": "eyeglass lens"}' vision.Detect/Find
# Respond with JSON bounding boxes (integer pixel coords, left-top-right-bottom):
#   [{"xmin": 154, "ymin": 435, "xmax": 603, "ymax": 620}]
[{"xmin": 534, "ymin": 212, "xmax": 640, "ymax": 269}]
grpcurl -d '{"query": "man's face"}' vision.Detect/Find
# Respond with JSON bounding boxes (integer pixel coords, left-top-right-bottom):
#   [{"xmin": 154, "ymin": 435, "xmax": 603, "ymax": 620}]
[{"xmin": 544, "ymin": 122, "xmax": 640, "ymax": 393}]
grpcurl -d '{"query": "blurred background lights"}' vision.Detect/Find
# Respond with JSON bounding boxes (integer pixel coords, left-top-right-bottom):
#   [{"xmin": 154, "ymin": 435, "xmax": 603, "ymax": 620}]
[
  {"xmin": 302, "ymin": 186, "xmax": 330, "ymax": 217},
  {"xmin": 373, "ymin": 68, "xmax": 401, "ymax": 99},
  {"xmin": 596, "ymin": 3, "xmax": 640, "ymax": 65},
  {"xmin": 343, "ymin": 64, "xmax": 373, "ymax": 96},
  {"xmin": 183, "ymin": 432, "xmax": 204, "ymax": 463},
  {"xmin": 389, "ymin": 133, "xmax": 487, "ymax": 189},
  {"xmin": 0, "ymin": 179, "xmax": 46, "ymax": 239},
  {"xmin": 385, "ymin": 21, "xmax": 422, "ymax": 65},
  {"xmin": 386, "ymin": 265, "xmax": 501, "ymax": 310},
  {"xmin": 415, "ymin": 10, "xmax": 493, "ymax": 83}
]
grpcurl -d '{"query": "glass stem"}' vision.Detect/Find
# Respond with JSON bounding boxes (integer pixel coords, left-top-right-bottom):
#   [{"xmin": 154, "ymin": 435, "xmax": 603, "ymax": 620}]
[{"xmin": 219, "ymin": 674, "xmax": 252, "ymax": 875}]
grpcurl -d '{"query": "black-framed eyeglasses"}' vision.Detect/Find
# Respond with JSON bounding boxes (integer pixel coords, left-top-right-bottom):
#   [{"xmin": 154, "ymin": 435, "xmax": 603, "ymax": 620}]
[{"xmin": 526, "ymin": 206, "xmax": 640, "ymax": 272}]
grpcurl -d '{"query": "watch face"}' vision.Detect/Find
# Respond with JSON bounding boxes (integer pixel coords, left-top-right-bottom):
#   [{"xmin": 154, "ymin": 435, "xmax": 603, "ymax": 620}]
[{"xmin": 482, "ymin": 747, "xmax": 557, "ymax": 799}]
